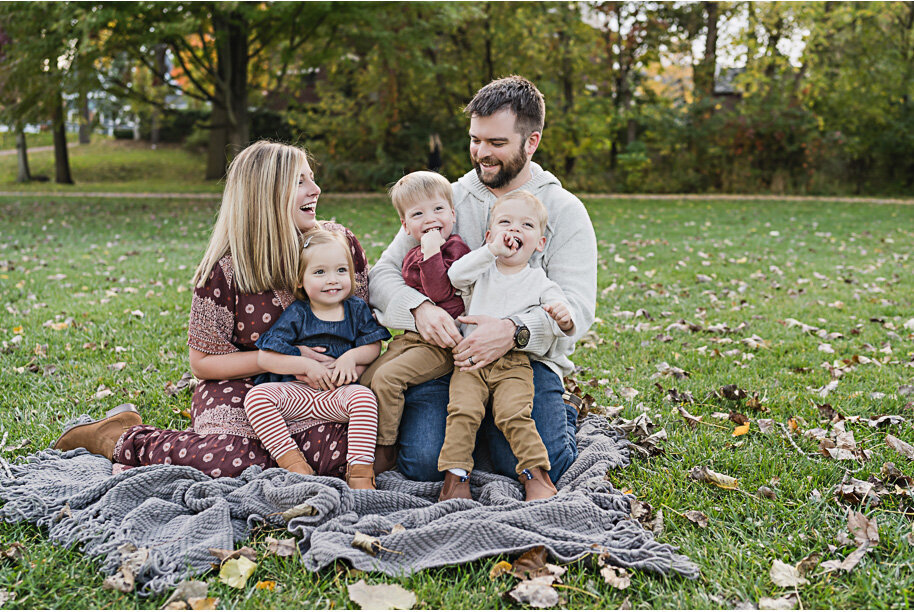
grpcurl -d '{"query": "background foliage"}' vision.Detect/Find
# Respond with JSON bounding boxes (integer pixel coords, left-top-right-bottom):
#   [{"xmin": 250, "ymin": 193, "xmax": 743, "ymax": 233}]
[{"xmin": 1, "ymin": 1, "xmax": 913, "ymax": 195}]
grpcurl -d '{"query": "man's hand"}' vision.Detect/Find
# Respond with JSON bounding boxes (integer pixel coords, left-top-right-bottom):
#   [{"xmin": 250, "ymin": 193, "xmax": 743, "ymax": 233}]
[
  {"xmin": 487, "ymin": 230, "xmax": 518, "ymax": 258},
  {"xmin": 412, "ymin": 301, "xmax": 462, "ymax": 348},
  {"xmin": 543, "ymin": 302, "xmax": 574, "ymax": 333},
  {"xmin": 420, "ymin": 228, "xmax": 446, "ymax": 260},
  {"xmin": 298, "ymin": 344, "xmax": 332, "ymax": 363},
  {"xmin": 452, "ymin": 315, "xmax": 514, "ymax": 371}
]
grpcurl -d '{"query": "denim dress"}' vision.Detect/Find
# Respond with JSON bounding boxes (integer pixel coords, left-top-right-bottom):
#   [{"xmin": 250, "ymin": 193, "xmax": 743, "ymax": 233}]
[{"xmin": 253, "ymin": 296, "xmax": 391, "ymax": 385}]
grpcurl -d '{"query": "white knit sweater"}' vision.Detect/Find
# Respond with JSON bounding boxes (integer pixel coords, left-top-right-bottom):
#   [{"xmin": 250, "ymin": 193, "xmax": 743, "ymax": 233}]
[{"xmin": 368, "ymin": 163, "xmax": 597, "ymax": 377}]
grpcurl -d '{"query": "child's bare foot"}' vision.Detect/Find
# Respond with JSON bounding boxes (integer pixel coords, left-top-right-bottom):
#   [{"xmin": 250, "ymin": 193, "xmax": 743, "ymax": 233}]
[{"xmin": 275, "ymin": 449, "xmax": 315, "ymax": 475}]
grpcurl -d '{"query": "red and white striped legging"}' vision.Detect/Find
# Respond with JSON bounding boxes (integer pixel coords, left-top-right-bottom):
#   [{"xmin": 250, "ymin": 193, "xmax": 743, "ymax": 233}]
[{"xmin": 244, "ymin": 382, "xmax": 378, "ymax": 465}]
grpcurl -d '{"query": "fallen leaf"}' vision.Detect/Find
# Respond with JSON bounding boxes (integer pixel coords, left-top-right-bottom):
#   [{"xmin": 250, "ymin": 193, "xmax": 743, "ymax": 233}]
[
  {"xmin": 162, "ymin": 580, "xmax": 208, "ymax": 610},
  {"xmin": 209, "ymin": 547, "xmax": 257, "ymax": 563},
  {"xmin": 103, "ymin": 544, "xmax": 150, "ymax": 593},
  {"xmin": 833, "ymin": 477, "xmax": 882, "ymax": 506},
  {"xmin": 886, "ymin": 434, "xmax": 914, "ymax": 459},
  {"xmin": 732, "ymin": 423, "xmax": 750, "ymax": 437},
  {"xmin": 0, "ymin": 543, "xmax": 25, "ymax": 561},
  {"xmin": 770, "ymin": 559, "xmax": 808, "ymax": 587},
  {"xmin": 347, "ymin": 579, "xmax": 417, "ymax": 610},
  {"xmin": 619, "ymin": 387, "xmax": 639, "ymax": 401},
  {"xmin": 795, "ymin": 552, "xmax": 821, "ymax": 576},
  {"xmin": 847, "ymin": 511, "xmax": 879, "ymax": 546},
  {"xmin": 677, "ymin": 406, "xmax": 703, "ymax": 429},
  {"xmin": 108, "ymin": 361, "xmax": 127, "ymax": 371},
  {"xmin": 651, "ymin": 508, "xmax": 665, "ymax": 535},
  {"xmin": 390, "ymin": 524, "xmax": 406, "ymax": 534},
  {"xmin": 867, "ymin": 415, "xmax": 905, "ymax": 428},
  {"xmin": 281, "ymin": 502, "xmax": 317, "ymax": 521},
  {"xmin": 265, "ymin": 536, "xmax": 297, "ymax": 557},
  {"xmin": 0, "ymin": 589, "xmax": 12, "ymax": 607},
  {"xmin": 218, "ymin": 556, "xmax": 257, "ymax": 589},
  {"xmin": 352, "ymin": 532, "xmax": 381, "ymax": 556},
  {"xmin": 684, "ymin": 510, "xmax": 709, "ymax": 528},
  {"xmin": 717, "ymin": 384, "xmax": 748, "ymax": 401},
  {"xmin": 837, "ymin": 544, "xmax": 869, "ymax": 572},
  {"xmin": 164, "ymin": 371, "xmax": 197, "ymax": 396},
  {"xmin": 255, "ymin": 581, "xmax": 276, "ymax": 591},
  {"xmin": 759, "ymin": 594, "xmax": 798, "ymax": 610},
  {"xmin": 689, "ymin": 466, "xmax": 739, "ymax": 490},
  {"xmin": 757, "ymin": 419, "xmax": 775, "ymax": 434},
  {"xmin": 489, "ymin": 560, "xmax": 512, "ymax": 579},
  {"xmin": 729, "ymin": 411, "xmax": 750, "ymax": 425},
  {"xmin": 757, "ymin": 486, "xmax": 777, "ymax": 500},
  {"xmin": 188, "ymin": 597, "xmax": 219, "ymax": 610},
  {"xmin": 881, "ymin": 462, "xmax": 914, "ymax": 487},
  {"xmin": 510, "ymin": 546, "xmax": 549, "ymax": 579},
  {"xmin": 600, "ymin": 565, "xmax": 631, "ymax": 589},
  {"xmin": 629, "ymin": 499, "xmax": 653, "ymax": 523}
]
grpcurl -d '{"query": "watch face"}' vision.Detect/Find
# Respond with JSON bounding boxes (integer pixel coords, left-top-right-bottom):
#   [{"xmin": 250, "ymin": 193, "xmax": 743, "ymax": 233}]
[{"xmin": 516, "ymin": 327, "xmax": 531, "ymax": 348}]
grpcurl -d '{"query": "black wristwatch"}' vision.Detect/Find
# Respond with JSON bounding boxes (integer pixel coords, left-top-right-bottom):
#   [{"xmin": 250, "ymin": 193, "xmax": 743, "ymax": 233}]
[{"xmin": 508, "ymin": 315, "xmax": 530, "ymax": 349}]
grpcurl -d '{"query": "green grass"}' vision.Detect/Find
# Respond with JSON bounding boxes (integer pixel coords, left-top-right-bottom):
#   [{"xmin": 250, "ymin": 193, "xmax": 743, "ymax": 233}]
[
  {"xmin": 0, "ymin": 130, "xmax": 78, "ymax": 150},
  {"xmin": 0, "ymin": 138, "xmax": 221, "ymax": 193},
  {"xmin": 1, "ymin": 194, "xmax": 913, "ymax": 609}
]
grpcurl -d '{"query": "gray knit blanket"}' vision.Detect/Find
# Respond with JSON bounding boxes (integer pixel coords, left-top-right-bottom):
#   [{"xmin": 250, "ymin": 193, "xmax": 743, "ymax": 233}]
[{"xmin": 0, "ymin": 416, "xmax": 697, "ymax": 595}]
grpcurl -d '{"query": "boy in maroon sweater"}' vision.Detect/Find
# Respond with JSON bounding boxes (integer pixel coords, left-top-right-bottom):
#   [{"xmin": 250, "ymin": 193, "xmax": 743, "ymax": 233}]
[{"xmin": 360, "ymin": 171, "xmax": 471, "ymax": 472}]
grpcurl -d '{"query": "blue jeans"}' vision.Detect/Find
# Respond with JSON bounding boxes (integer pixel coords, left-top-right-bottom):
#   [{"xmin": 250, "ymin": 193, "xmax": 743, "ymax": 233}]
[{"xmin": 397, "ymin": 360, "xmax": 578, "ymax": 482}]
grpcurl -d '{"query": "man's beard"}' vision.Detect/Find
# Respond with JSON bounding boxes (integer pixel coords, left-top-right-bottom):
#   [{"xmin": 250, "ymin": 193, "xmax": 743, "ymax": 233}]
[{"xmin": 472, "ymin": 142, "xmax": 527, "ymax": 189}]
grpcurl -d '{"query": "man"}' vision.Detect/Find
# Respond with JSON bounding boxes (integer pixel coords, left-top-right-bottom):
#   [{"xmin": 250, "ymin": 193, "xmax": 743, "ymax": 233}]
[{"xmin": 369, "ymin": 75, "xmax": 597, "ymax": 484}]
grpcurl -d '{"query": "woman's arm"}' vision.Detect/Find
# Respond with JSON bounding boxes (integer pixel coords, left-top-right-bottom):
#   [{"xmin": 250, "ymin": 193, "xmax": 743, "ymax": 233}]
[{"xmin": 189, "ymin": 348, "xmax": 264, "ymax": 381}]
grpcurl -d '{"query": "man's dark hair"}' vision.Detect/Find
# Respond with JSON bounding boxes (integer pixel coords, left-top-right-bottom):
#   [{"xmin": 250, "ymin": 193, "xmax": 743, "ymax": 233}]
[{"xmin": 464, "ymin": 75, "xmax": 545, "ymax": 138}]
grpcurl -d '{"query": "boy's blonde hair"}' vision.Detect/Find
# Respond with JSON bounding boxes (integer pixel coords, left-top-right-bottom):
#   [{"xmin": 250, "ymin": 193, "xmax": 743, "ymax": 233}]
[
  {"xmin": 388, "ymin": 171, "xmax": 453, "ymax": 218},
  {"xmin": 489, "ymin": 190, "xmax": 549, "ymax": 235},
  {"xmin": 193, "ymin": 141, "xmax": 308, "ymax": 294},
  {"xmin": 294, "ymin": 229, "xmax": 356, "ymax": 303}
]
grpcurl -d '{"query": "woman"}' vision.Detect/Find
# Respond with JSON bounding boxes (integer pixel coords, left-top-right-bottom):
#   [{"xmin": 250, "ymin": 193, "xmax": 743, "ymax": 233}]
[{"xmin": 54, "ymin": 141, "xmax": 369, "ymax": 479}]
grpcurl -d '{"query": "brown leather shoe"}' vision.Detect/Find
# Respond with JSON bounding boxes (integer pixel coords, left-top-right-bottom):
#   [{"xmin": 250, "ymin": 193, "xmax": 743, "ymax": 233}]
[
  {"xmin": 346, "ymin": 463, "xmax": 376, "ymax": 490},
  {"xmin": 53, "ymin": 405, "xmax": 142, "ymax": 460},
  {"xmin": 438, "ymin": 471, "xmax": 472, "ymax": 502},
  {"xmin": 373, "ymin": 444, "xmax": 398, "ymax": 474},
  {"xmin": 275, "ymin": 448, "xmax": 314, "ymax": 475},
  {"xmin": 519, "ymin": 467, "xmax": 557, "ymax": 501}
]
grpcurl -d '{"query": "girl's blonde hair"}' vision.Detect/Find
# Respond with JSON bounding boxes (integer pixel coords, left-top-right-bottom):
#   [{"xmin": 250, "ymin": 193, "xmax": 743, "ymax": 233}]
[
  {"xmin": 193, "ymin": 141, "xmax": 309, "ymax": 293},
  {"xmin": 294, "ymin": 229, "xmax": 356, "ymax": 303}
]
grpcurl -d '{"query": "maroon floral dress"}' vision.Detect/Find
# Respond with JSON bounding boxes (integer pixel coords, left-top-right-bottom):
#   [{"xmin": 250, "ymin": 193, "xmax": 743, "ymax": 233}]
[{"xmin": 114, "ymin": 222, "xmax": 371, "ymax": 479}]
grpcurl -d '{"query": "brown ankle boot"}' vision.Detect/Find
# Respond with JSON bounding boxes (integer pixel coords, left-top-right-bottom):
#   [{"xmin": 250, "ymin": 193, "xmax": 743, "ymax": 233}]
[
  {"xmin": 53, "ymin": 405, "xmax": 142, "ymax": 460},
  {"xmin": 275, "ymin": 449, "xmax": 314, "ymax": 475},
  {"xmin": 346, "ymin": 463, "xmax": 376, "ymax": 490},
  {"xmin": 438, "ymin": 471, "xmax": 472, "ymax": 502},
  {"xmin": 519, "ymin": 467, "xmax": 557, "ymax": 501},
  {"xmin": 373, "ymin": 444, "xmax": 398, "ymax": 474}
]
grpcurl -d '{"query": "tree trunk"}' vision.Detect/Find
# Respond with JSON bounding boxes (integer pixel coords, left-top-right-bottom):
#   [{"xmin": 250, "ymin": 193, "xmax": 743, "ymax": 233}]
[
  {"xmin": 695, "ymin": 1, "xmax": 719, "ymax": 100},
  {"xmin": 78, "ymin": 94, "xmax": 91, "ymax": 145},
  {"xmin": 52, "ymin": 93, "xmax": 74, "ymax": 184},
  {"xmin": 15, "ymin": 126, "xmax": 31, "ymax": 183},
  {"xmin": 150, "ymin": 43, "xmax": 167, "ymax": 148},
  {"xmin": 205, "ymin": 10, "xmax": 250, "ymax": 180}
]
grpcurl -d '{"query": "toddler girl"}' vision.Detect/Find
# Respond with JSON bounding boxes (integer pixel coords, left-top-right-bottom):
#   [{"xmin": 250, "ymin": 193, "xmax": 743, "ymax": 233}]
[{"xmin": 243, "ymin": 229, "xmax": 390, "ymax": 489}]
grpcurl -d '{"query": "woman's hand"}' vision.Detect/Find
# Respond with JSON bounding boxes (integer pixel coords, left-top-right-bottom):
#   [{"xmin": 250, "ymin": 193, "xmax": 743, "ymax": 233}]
[
  {"xmin": 330, "ymin": 353, "xmax": 359, "ymax": 386},
  {"xmin": 298, "ymin": 344, "xmax": 332, "ymax": 364},
  {"xmin": 302, "ymin": 359, "xmax": 335, "ymax": 391}
]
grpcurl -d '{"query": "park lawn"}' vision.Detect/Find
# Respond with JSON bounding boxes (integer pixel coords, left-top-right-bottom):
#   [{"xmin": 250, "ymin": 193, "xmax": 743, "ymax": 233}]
[
  {"xmin": 0, "ymin": 138, "xmax": 221, "ymax": 194},
  {"xmin": 0, "ymin": 193, "xmax": 912, "ymax": 609}
]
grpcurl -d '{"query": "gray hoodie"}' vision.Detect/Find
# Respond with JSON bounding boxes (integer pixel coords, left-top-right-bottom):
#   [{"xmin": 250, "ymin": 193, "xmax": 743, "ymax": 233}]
[{"xmin": 368, "ymin": 162, "xmax": 597, "ymax": 377}]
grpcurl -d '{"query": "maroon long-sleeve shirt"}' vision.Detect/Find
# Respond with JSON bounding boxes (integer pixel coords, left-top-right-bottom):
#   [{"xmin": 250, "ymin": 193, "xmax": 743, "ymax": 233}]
[{"xmin": 401, "ymin": 234, "xmax": 471, "ymax": 319}]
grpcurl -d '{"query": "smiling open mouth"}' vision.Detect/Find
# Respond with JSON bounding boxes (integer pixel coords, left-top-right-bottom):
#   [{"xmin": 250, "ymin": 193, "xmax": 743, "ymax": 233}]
[
  {"xmin": 300, "ymin": 202, "xmax": 316, "ymax": 212},
  {"xmin": 422, "ymin": 226, "xmax": 442, "ymax": 234}
]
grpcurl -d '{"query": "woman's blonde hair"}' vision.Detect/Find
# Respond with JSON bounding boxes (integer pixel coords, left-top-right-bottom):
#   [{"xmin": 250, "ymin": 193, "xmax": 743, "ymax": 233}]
[
  {"xmin": 294, "ymin": 229, "xmax": 356, "ymax": 303},
  {"xmin": 193, "ymin": 141, "xmax": 309, "ymax": 293}
]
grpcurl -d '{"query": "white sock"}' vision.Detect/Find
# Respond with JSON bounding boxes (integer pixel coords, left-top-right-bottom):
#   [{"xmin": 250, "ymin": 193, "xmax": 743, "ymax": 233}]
[
  {"xmin": 349, "ymin": 459, "xmax": 373, "ymax": 465},
  {"xmin": 448, "ymin": 468, "xmax": 468, "ymax": 478}
]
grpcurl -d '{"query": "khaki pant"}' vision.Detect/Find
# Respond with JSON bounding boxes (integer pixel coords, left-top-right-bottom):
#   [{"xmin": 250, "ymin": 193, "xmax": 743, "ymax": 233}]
[
  {"xmin": 359, "ymin": 331, "xmax": 454, "ymax": 446},
  {"xmin": 437, "ymin": 351, "xmax": 550, "ymax": 475}
]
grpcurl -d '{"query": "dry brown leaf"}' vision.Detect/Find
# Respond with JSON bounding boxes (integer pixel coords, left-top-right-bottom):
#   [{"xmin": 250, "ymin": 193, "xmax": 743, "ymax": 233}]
[
  {"xmin": 265, "ymin": 536, "xmax": 297, "ymax": 557},
  {"xmin": 847, "ymin": 511, "xmax": 879, "ymax": 546},
  {"xmin": 103, "ymin": 544, "xmax": 150, "ymax": 593},
  {"xmin": 507, "ymin": 576, "xmax": 559, "ymax": 608},
  {"xmin": 209, "ymin": 546, "xmax": 257, "ymax": 563},
  {"xmin": 688, "ymin": 466, "xmax": 739, "ymax": 490},
  {"xmin": 651, "ymin": 508, "xmax": 665, "ymax": 535},
  {"xmin": 677, "ymin": 406, "xmax": 703, "ymax": 429},
  {"xmin": 188, "ymin": 597, "xmax": 219, "ymax": 610},
  {"xmin": 717, "ymin": 384, "xmax": 748, "ymax": 401},
  {"xmin": 352, "ymin": 532, "xmax": 382, "ymax": 556},
  {"xmin": 868, "ymin": 415, "xmax": 905, "ymax": 428},
  {"xmin": 795, "ymin": 552, "xmax": 821, "ymax": 576},
  {"xmin": 834, "ymin": 478, "xmax": 882, "ymax": 506},
  {"xmin": 757, "ymin": 486, "xmax": 777, "ymax": 500},
  {"xmin": 757, "ymin": 419, "xmax": 775, "ymax": 434},
  {"xmin": 629, "ymin": 499, "xmax": 653, "ymax": 522},
  {"xmin": 683, "ymin": 510, "xmax": 709, "ymax": 528},
  {"xmin": 347, "ymin": 579, "xmax": 416, "ymax": 610},
  {"xmin": 729, "ymin": 411, "xmax": 750, "ymax": 425},
  {"xmin": 759, "ymin": 594, "xmax": 798, "ymax": 610},
  {"xmin": 161, "ymin": 580, "xmax": 208, "ymax": 610},
  {"xmin": 886, "ymin": 434, "xmax": 914, "ymax": 459},
  {"xmin": 0, "ymin": 543, "xmax": 25, "ymax": 562},
  {"xmin": 281, "ymin": 502, "xmax": 317, "ymax": 521},
  {"xmin": 881, "ymin": 462, "xmax": 914, "ymax": 487},
  {"xmin": 770, "ymin": 559, "xmax": 808, "ymax": 587},
  {"xmin": 510, "ymin": 546, "xmax": 551, "ymax": 580},
  {"xmin": 837, "ymin": 544, "xmax": 869, "ymax": 572},
  {"xmin": 489, "ymin": 560, "xmax": 512, "ymax": 579},
  {"xmin": 600, "ymin": 565, "xmax": 631, "ymax": 589}
]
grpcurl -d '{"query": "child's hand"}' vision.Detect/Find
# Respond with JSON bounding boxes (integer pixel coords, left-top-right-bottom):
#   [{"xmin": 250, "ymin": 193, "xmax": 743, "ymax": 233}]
[
  {"xmin": 487, "ymin": 230, "xmax": 518, "ymax": 258},
  {"xmin": 330, "ymin": 353, "xmax": 359, "ymax": 386},
  {"xmin": 420, "ymin": 229, "xmax": 446, "ymax": 260},
  {"xmin": 302, "ymin": 359, "xmax": 335, "ymax": 390},
  {"xmin": 543, "ymin": 303, "xmax": 574, "ymax": 333}
]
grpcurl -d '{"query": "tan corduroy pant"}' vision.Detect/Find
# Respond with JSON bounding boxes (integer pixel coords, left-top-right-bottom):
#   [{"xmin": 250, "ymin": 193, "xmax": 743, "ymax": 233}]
[
  {"xmin": 437, "ymin": 351, "xmax": 550, "ymax": 475},
  {"xmin": 359, "ymin": 331, "xmax": 454, "ymax": 445}
]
